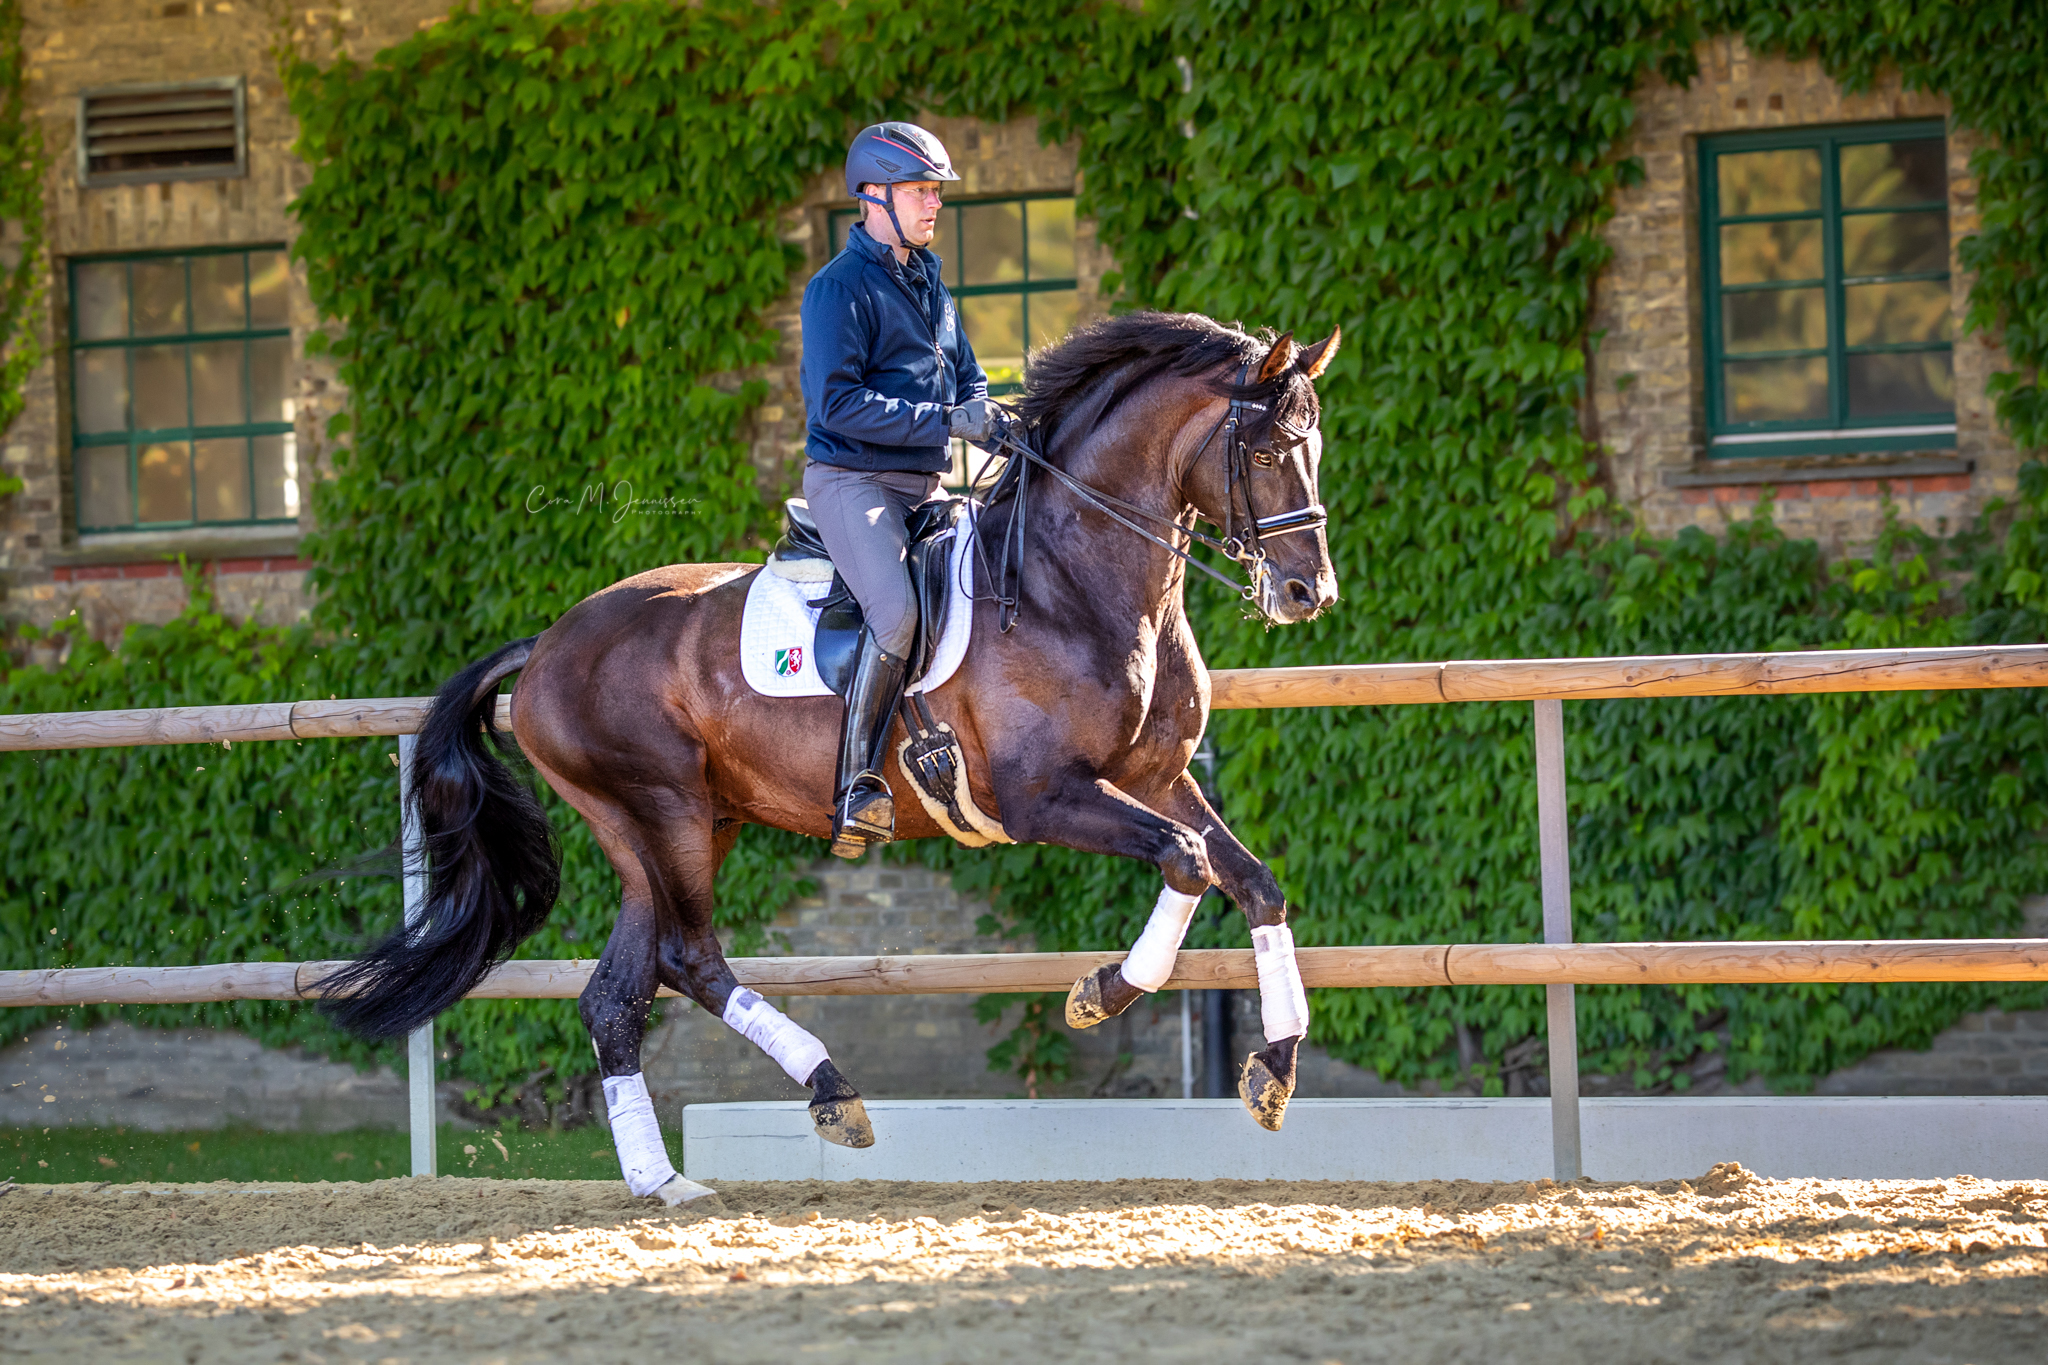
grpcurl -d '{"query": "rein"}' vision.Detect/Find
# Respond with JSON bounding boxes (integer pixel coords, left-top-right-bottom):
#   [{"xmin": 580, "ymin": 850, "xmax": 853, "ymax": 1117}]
[{"xmin": 970, "ymin": 359, "xmax": 1328, "ymax": 631}]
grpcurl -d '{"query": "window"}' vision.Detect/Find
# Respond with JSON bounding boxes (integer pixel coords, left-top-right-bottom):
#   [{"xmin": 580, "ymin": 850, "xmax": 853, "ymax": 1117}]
[
  {"xmin": 829, "ymin": 195, "xmax": 1080, "ymax": 392},
  {"xmin": 69, "ymin": 247, "xmax": 298, "ymax": 533},
  {"xmin": 1700, "ymin": 121, "xmax": 1954, "ymax": 457},
  {"xmin": 77, "ymin": 78, "xmax": 246, "ymax": 188}
]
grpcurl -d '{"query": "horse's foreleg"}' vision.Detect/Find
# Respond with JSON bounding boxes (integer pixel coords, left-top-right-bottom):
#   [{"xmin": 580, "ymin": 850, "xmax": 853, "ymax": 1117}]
[
  {"xmin": 580, "ymin": 892, "xmax": 718, "ymax": 1206},
  {"xmin": 1157, "ymin": 773, "xmax": 1304, "ymax": 1130},
  {"xmin": 1062, "ymin": 772, "xmax": 1303, "ymax": 1129}
]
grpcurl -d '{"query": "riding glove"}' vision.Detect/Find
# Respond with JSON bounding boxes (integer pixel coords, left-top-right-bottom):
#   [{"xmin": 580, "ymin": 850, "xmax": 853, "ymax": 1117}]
[{"xmin": 946, "ymin": 398, "xmax": 993, "ymax": 443}]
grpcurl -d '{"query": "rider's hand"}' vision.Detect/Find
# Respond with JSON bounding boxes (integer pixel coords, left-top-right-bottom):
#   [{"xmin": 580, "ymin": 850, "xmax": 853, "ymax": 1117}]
[{"xmin": 947, "ymin": 398, "xmax": 993, "ymax": 443}]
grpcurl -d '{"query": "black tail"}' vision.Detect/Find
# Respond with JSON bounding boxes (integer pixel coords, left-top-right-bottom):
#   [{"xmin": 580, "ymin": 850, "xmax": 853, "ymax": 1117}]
[{"xmin": 315, "ymin": 637, "xmax": 559, "ymax": 1039}]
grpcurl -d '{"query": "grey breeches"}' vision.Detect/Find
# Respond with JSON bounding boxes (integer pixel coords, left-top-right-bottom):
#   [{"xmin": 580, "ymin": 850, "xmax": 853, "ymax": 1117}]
[{"xmin": 801, "ymin": 462, "xmax": 943, "ymax": 657}]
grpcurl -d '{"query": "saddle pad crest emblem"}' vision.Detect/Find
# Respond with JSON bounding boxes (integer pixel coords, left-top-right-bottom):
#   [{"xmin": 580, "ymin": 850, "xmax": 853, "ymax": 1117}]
[{"xmin": 775, "ymin": 646, "xmax": 803, "ymax": 677}]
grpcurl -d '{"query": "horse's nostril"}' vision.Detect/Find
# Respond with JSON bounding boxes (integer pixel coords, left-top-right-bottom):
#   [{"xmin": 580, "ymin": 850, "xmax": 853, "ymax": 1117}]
[{"xmin": 1285, "ymin": 578, "xmax": 1315, "ymax": 607}]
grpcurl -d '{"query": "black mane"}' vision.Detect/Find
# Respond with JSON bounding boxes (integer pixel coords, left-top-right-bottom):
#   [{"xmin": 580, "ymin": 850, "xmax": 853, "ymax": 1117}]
[{"xmin": 1014, "ymin": 311, "xmax": 1315, "ymax": 441}]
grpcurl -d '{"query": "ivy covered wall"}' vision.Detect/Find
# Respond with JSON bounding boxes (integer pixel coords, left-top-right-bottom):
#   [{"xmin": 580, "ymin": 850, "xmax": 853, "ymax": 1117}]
[{"xmin": 3, "ymin": 0, "xmax": 2045, "ymax": 1108}]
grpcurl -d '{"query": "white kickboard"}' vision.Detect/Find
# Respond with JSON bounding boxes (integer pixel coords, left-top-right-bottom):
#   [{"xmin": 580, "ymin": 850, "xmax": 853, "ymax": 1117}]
[{"xmin": 739, "ymin": 513, "xmax": 976, "ymax": 699}]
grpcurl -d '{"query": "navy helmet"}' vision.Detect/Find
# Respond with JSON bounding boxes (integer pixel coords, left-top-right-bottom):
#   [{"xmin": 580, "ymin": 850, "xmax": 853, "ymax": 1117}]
[{"xmin": 844, "ymin": 122, "xmax": 959, "ymax": 205}]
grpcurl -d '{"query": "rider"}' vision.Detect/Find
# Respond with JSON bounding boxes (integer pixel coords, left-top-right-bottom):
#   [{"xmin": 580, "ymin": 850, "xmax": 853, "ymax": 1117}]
[{"xmin": 799, "ymin": 121, "xmax": 993, "ymax": 859}]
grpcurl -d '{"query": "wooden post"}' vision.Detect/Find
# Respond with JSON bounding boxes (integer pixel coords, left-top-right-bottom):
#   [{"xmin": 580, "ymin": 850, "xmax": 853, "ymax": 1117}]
[
  {"xmin": 1534, "ymin": 700, "xmax": 1582, "ymax": 1182},
  {"xmin": 399, "ymin": 733, "xmax": 437, "ymax": 1178}
]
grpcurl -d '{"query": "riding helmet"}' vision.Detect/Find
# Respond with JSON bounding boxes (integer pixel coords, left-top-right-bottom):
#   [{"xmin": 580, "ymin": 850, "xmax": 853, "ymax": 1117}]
[{"xmin": 844, "ymin": 122, "xmax": 961, "ymax": 199}]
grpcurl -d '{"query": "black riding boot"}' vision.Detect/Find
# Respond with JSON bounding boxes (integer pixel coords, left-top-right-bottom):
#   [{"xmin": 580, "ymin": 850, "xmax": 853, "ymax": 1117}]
[{"xmin": 830, "ymin": 632, "xmax": 911, "ymax": 859}]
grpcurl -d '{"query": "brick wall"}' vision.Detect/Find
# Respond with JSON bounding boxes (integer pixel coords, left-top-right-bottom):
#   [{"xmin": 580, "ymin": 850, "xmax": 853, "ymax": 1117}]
[
  {"xmin": 1, "ymin": 1, "xmax": 456, "ymax": 645},
  {"xmin": 1589, "ymin": 35, "xmax": 2021, "ymax": 556}
]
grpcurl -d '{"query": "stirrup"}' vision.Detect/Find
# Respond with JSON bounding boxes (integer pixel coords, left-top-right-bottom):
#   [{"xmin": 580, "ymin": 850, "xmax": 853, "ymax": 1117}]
[{"xmin": 830, "ymin": 771, "xmax": 894, "ymax": 858}]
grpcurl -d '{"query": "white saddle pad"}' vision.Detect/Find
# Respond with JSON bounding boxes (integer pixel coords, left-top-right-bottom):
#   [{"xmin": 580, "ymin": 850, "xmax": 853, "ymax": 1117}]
[{"xmin": 739, "ymin": 511, "xmax": 977, "ymax": 699}]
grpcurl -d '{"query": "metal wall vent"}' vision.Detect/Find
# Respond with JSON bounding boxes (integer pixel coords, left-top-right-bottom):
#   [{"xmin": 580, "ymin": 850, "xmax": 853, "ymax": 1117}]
[{"xmin": 77, "ymin": 77, "xmax": 246, "ymax": 188}]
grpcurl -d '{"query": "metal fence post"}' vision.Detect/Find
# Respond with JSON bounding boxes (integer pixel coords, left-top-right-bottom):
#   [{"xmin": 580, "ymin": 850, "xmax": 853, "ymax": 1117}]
[
  {"xmin": 1533, "ymin": 699, "xmax": 1582, "ymax": 1182},
  {"xmin": 399, "ymin": 732, "xmax": 437, "ymax": 1177}
]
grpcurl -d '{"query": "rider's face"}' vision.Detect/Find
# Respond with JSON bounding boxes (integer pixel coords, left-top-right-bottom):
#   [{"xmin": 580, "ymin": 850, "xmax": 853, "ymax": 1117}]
[{"xmin": 866, "ymin": 181, "xmax": 944, "ymax": 247}]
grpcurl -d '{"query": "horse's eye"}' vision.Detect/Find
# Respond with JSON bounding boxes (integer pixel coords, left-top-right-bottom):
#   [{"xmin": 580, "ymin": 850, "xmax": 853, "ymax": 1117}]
[{"xmin": 1252, "ymin": 450, "xmax": 1277, "ymax": 468}]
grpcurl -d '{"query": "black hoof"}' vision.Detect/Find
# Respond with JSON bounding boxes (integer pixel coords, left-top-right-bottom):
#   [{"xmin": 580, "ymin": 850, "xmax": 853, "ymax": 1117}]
[
  {"xmin": 1064, "ymin": 963, "xmax": 1144, "ymax": 1029},
  {"xmin": 1238, "ymin": 1036, "xmax": 1299, "ymax": 1132},
  {"xmin": 807, "ymin": 1059, "xmax": 875, "ymax": 1149}
]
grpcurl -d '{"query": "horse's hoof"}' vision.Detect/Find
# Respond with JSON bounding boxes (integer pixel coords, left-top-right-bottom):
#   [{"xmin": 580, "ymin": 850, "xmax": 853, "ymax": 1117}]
[
  {"xmin": 1064, "ymin": 964, "xmax": 1143, "ymax": 1029},
  {"xmin": 651, "ymin": 1174, "xmax": 721, "ymax": 1207},
  {"xmin": 1238, "ymin": 1044, "xmax": 1297, "ymax": 1132},
  {"xmin": 810, "ymin": 1095, "xmax": 875, "ymax": 1148}
]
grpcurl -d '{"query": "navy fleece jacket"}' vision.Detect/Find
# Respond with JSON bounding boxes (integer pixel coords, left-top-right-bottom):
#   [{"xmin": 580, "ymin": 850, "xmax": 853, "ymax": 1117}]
[{"xmin": 800, "ymin": 223, "xmax": 988, "ymax": 474}]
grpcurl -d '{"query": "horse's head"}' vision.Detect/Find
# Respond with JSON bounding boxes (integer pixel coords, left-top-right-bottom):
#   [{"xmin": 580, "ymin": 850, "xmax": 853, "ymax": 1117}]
[{"xmin": 1179, "ymin": 328, "xmax": 1342, "ymax": 625}]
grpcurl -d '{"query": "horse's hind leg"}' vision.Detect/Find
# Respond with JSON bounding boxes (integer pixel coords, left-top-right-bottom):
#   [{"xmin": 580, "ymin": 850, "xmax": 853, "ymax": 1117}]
[
  {"xmin": 657, "ymin": 868, "xmax": 876, "ymax": 1150},
  {"xmin": 635, "ymin": 801, "xmax": 875, "ymax": 1151}
]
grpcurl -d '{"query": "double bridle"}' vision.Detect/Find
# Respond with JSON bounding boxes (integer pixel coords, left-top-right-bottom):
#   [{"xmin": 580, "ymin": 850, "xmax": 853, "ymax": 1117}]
[{"xmin": 974, "ymin": 360, "xmax": 1328, "ymax": 631}]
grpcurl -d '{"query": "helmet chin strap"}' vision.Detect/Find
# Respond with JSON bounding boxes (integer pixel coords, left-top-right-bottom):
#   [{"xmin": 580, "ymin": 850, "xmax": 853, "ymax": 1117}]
[{"xmin": 853, "ymin": 188, "xmax": 914, "ymax": 255}]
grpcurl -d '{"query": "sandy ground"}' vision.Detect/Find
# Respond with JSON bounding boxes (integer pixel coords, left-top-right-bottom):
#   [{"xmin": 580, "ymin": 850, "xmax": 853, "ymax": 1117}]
[{"xmin": 1, "ymin": 1165, "xmax": 2045, "ymax": 1363}]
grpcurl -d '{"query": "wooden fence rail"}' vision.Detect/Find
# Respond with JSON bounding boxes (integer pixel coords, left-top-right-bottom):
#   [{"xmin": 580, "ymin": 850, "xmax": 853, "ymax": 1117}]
[
  {"xmin": 5, "ymin": 643, "xmax": 2048, "ymax": 751},
  {"xmin": 6, "ymin": 939, "xmax": 2046, "ymax": 1008}
]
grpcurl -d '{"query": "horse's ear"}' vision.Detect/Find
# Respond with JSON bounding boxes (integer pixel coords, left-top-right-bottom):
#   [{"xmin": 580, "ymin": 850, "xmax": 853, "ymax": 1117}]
[
  {"xmin": 1255, "ymin": 332, "xmax": 1297, "ymax": 384},
  {"xmin": 1296, "ymin": 327, "xmax": 1341, "ymax": 381}
]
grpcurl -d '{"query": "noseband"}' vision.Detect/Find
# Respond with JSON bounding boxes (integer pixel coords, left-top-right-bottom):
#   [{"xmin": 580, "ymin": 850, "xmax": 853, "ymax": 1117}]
[{"xmin": 978, "ymin": 359, "xmax": 1328, "ymax": 631}]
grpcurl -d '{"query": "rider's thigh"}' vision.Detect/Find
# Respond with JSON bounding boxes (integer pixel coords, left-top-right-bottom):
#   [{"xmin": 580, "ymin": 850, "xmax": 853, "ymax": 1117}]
[{"xmin": 802, "ymin": 461, "xmax": 923, "ymax": 655}]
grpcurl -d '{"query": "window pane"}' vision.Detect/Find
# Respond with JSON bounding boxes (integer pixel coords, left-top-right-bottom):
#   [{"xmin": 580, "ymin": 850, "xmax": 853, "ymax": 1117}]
[
  {"xmin": 136, "ymin": 440, "xmax": 192, "ymax": 523},
  {"xmin": 1725, "ymin": 356, "xmax": 1828, "ymax": 423},
  {"xmin": 1841, "ymin": 139, "xmax": 1946, "ymax": 209},
  {"xmin": 194, "ymin": 437, "xmax": 251, "ymax": 522},
  {"xmin": 960, "ymin": 202, "xmax": 1024, "ymax": 286},
  {"xmin": 1847, "ymin": 351, "xmax": 1953, "ymax": 418},
  {"xmin": 1723, "ymin": 288, "xmax": 1826, "ymax": 353},
  {"xmin": 131, "ymin": 344, "xmax": 188, "ymax": 429},
  {"xmin": 73, "ymin": 261, "xmax": 128, "ymax": 341},
  {"xmin": 131, "ymin": 259, "xmax": 187, "ymax": 336},
  {"xmin": 76, "ymin": 446, "xmax": 130, "ymax": 528},
  {"xmin": 190, "ymin": 339, "xmax": 246, "ymax": 427},
  {"xmin": 73, "ymin": 349, "xmax": 129, "ymax": 433},
  {"xmin": 247, "ymin": 250, "xmax": 290, "ymax": 327},
  {"xmin": 1845, "ymin": 280, "xmax": 1953, "ymax": 347},
  {"xmin": 252, "ymin": 433, "xmax": 300, "ymax": 520},
  {"xmin": 1027, "ymin": 289, "xmax": 1080, "ymax": 353},
  {"xmin": 191, "ymin": 253, "xmax": 246, "ymax": 332},
  {"xmin": 1720, "ymin": 220, "xmax": 1821, "ymax": 284},
  {"xmin": 1842, "ymin": 210, "xmax": 1948, "ymax": 277},
  {"xmin": 1717, "ymin": 148, "xmax": 1821, "ymax": 216},
  {"xmin": 962, "ymin": 293, "xmax": 1024, "ymax": 387},
  {"xmin": 1027, "ymin": 199, "xmax": 1076, "ymax": 279},
  {"xmin": 249, "ymin": 335, "xmax": 291, "ymax": 423}
]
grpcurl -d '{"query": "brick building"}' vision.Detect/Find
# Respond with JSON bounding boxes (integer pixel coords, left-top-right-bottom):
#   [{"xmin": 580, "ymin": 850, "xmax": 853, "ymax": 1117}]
[{"xmin": 0, "ymin": 8, "xmax": 2041, "ymax": 1120}]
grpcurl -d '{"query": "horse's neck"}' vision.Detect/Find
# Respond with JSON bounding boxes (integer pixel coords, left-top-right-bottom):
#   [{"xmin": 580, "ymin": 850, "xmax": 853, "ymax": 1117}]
[{"xmin": 1013, "ymin": 410, "xmax": 1196, "ymax": 643}]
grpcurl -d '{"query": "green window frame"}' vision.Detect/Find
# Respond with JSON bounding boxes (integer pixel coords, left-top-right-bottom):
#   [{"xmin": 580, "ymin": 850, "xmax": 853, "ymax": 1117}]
[
  {"xmin": 828, "ymin": 193, "xmax": 1080, "ymax": 395},
  {"xmin": 68, "ymin": 244, "xmax": 298, "ymax": 533},
  {"xmin": 1700, "ymin": 120, "xmax": 1955, "ymax": 459}
]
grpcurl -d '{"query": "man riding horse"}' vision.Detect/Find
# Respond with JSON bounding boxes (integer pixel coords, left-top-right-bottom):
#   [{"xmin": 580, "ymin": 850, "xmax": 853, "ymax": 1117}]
[
  {"xmin": 798, "ymin": 121, "xmax": 997, "ymax": 859},
  {"xmin": 313, "ymin": 119, "xmax": 1344, "ymax": 1204}
]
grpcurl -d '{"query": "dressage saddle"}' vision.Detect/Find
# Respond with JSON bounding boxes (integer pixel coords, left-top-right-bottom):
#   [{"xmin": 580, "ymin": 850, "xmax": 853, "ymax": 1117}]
[{"xmin": 770, "ymin": 496, "xmax": 966, "ymax": 696}]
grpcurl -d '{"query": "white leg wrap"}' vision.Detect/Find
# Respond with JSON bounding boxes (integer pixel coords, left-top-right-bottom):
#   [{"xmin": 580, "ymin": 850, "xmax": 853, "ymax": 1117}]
[
  {"xmin": 1251, "ymin": 923, "xmax": 1310, "ymax": 1042},
  {"xmin": 602, "ymin": 1072, "xmax": 715, "ymax": 1204},
  {"xmin": 722, "ymin": 987, "xmax": 831, "ymax": 1087},
  {"xmin": 1121, "ymin": 883, "xmax": 1204, "ymax": 992}
]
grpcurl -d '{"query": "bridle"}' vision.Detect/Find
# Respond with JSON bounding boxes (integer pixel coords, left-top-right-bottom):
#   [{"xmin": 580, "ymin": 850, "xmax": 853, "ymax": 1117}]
[{"xmin": 974, "ymin": 359, "xmax": 1329, "ymax": 631}]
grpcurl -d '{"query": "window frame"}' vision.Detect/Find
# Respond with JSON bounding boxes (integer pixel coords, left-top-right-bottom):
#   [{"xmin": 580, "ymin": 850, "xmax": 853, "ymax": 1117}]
[
  {"xmin": 829, "ymin": 191, "xmax": 1080, "ymax": 396},
  {"xmin": 1699, "ymin": 118, "xmax": 1955, "ymax": 460},
  {"xmin": 67, "ymin": 244, "xmax": 298, "ymax": 535},
  {"xmin": 76, "ymin": 76, "xmax": 248, "ymax": 190}
]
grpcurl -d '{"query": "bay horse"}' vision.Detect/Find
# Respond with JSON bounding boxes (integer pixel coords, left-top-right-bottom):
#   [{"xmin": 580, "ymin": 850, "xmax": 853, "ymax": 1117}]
[{"xmin": 318, "ymin": 312, "xmax": 1340, "ymax": 1204}]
